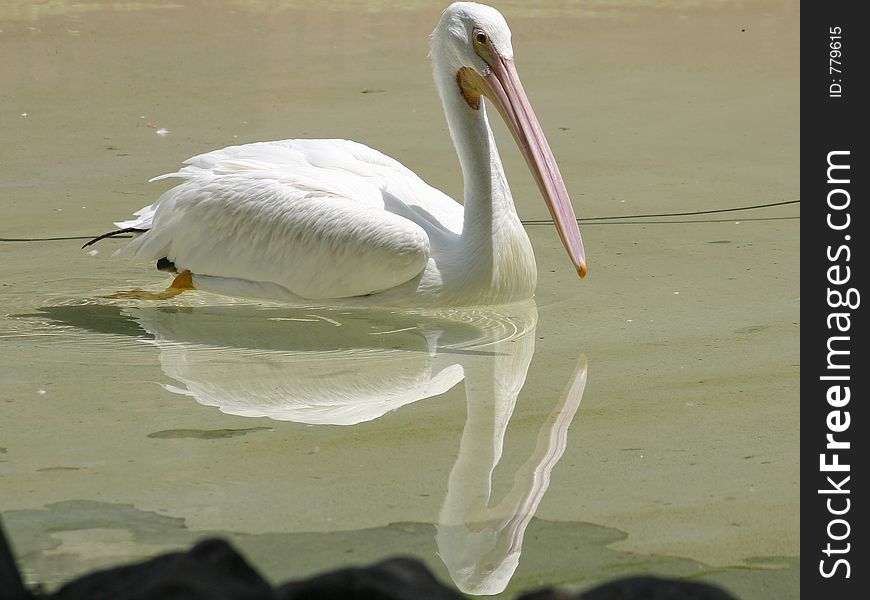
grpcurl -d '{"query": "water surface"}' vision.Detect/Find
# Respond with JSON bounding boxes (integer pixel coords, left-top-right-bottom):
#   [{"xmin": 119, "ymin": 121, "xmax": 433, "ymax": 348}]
[{"xmin": 1, "ymin": 1, "xmax": 799, "ymax": 597}]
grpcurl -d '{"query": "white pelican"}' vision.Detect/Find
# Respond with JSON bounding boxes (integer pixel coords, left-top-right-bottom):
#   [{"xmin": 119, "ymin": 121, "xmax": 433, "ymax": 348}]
[{"xmin": 86, "ymin": 2, "xmax": 586, "ymax": 307}]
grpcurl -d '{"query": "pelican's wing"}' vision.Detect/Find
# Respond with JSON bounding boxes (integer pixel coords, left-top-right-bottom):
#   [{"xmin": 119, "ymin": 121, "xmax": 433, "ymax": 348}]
[{"xmin": 117, "ymin": 139, "xmax": 461, "ymax": 300}]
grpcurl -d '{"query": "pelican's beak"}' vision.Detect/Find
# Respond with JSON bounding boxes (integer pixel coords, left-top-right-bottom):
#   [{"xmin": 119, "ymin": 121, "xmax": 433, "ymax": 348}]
[{"xmin": 459, "ymin": 53, "xmax": 587, "ymax": 278}]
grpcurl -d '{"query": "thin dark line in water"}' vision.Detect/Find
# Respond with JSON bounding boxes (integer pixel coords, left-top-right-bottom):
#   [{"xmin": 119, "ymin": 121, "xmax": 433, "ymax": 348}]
[
  {"xmin": 1, "ymin": 200, "xmax": 799, "ymax": 243},
  {"xmin": 523, "ymin": 199, "xmax": 799, "ymax": 225},
  {"xmin": 0, "ymin": 235, "xmax": 135, "ymax": 243},
  {"xmin": 579, "ymin": 215, "xmax": 799, "ymax": 225}
]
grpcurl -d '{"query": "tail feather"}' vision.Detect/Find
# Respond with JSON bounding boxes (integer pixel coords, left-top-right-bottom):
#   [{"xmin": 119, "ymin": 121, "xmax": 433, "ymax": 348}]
[{"xmin": 81, "ymin": 227, "xmax": 148, "ymax": 249}]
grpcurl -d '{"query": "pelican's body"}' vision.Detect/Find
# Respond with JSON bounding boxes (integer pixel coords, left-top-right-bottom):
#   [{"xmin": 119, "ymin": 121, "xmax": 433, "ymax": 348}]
[
  {"xmin": 117, "ymin": 137, "xmax": 536, "ymax": 307},
  {"xmin": 93, "ymin": 3, "xmax": 586, "ymax": 307}
]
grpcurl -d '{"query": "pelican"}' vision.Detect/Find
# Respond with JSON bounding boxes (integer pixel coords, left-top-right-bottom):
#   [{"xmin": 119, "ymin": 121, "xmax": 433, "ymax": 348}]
[{"xmin": 86, "ymin": 2, "xmax": 586, "ymax": 307}]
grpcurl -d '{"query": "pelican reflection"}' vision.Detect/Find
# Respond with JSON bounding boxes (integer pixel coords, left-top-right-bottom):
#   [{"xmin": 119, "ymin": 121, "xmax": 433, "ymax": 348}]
[
  {"xmin": 34, "ymin": 300, "xmax": 586, "ymax": 595},
  {"xmin": 437, "ymin": 356, "xmax": 586, "ymax": 594},
  {"xmin": 129, "ymin": 303, "xmax": 539, "ymax": 425}
]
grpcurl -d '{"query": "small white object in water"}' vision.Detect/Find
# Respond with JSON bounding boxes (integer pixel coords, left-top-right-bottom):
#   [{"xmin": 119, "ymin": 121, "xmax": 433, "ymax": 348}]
[
  {"xmin": 156, "ymin": 128, "xmax": 170, "ymax": 137},
  {"xmin": 37, "ymin": 389, "xmax": 47, "ymax": 395},
  {"xmin": 306, "ymin": 314, "xmax": 342, "ymax": 326},
  {"xmin": 88, "ymin": 249, "xmax": 99, "ymax": 256},
  {"xmin": 267, "ymin": 317, "xmax": 318, "ymax": 322},
  {"xmin": 21, "ymin": 112, "xmax": 28, "ymax": 117}
]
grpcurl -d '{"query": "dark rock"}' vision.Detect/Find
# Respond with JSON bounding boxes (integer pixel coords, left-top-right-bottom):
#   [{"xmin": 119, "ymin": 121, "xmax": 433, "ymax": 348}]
[
  {"xmin": 276, "ymin": 556, "xmax": 464, "ymax": 600},
  {"xmin": 49, "ymin": 538, "xmax": 273, "ymax": 600},
  {"xmin": 0, "ymin": 520, "xmax": 31, "ymax": 600},
  {"xmin": 578, "ymin": 575, "xmax": 739, "ymax": 599},
  {"xmin": 1, "ymin": 520, "xmax": 740, "ymax": 600},
  {"xmin": 516, "ymin": 589, "xmax": 575, "ymax": 600}
]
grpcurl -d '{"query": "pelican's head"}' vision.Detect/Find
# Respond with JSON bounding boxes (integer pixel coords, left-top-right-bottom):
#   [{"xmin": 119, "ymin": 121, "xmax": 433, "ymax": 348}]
[
  {"xmin": 432, "ymin": 2, "xmax": 587, "ymax": 279},
  {"xmin": 432, "ymin": 3, "xmax": 513, "ymax": 76}
]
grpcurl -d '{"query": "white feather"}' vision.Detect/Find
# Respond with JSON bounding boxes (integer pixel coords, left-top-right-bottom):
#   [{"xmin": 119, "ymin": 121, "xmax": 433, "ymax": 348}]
[{"xmin": 102, "ymin": 2, "xmax": 579, "ymax": 307}]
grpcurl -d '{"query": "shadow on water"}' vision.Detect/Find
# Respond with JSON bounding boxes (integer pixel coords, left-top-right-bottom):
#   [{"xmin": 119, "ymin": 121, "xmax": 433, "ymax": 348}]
[{"xmin": 19, "ymin": 300, "xmax": 587, "ymax": 595}]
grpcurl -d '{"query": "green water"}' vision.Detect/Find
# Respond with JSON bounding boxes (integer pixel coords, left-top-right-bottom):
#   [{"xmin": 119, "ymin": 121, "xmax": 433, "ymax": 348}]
[{"xmin": 1, "ymin": 1, "xmax": 799, "ymax": 597}]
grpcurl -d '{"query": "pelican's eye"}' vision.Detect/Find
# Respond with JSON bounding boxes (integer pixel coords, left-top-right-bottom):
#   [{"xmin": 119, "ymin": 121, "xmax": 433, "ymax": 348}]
[{"xmin": 473, "ymin": 29, "xmax": 488, "ymax": 45}]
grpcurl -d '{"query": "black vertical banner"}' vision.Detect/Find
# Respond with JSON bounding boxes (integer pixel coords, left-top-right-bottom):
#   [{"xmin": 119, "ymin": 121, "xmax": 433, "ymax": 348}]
[{"xmin": 802, "ymin": 3, "xmax": 866, "ymax": 598}]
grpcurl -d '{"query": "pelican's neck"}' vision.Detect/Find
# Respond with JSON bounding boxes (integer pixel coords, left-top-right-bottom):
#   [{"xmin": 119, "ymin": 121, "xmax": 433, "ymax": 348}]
[
  {"xmin": 437, "ymin": 70, "xmax": 517, "ymax": 244},
  {"xmin": 429, "ymin": 43, "xmax": 537, "ymax": 302}
]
